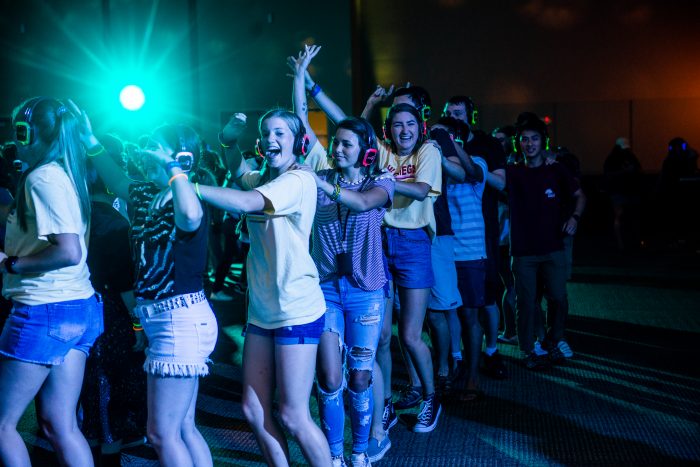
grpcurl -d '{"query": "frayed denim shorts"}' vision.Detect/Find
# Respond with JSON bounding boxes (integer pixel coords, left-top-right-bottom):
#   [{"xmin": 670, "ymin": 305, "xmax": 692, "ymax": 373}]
[
  {"xmin": 134, "ymin": 291, "xmax": 218, "ymax": 377},
  {"xmin": 0, "ymin": 294, "xmax": 104, "ymax": 366}
]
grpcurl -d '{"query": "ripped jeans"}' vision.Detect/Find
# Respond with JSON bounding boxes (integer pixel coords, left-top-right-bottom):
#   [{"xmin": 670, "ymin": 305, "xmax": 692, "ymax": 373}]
[{"xmin": 317, "ymin": 277, "xmax": 384, "ymax": 456}]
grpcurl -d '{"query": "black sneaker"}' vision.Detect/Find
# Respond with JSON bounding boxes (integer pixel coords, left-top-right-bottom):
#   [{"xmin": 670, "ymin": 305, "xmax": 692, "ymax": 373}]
[
  {"xmin": 382, "ymin": 399, "xmax": 398, "ymax": 432},
  {"xmin": 394, "ymin": 385, "xmax": 422, "ymax": 410},
  {"xmin": 522, "ymin": 352, "xmax": 550, "ymax": 370},
  {"xmin": 413, "ymin": 393, "xmax": 442, "ymax": 433},
  {"xmin": 436, "ymin": 374, "xmax": 452, "ymax": 397},
  {"xmin": 481, "ymin": 350, "xmax": 508, "ymax": 379},
  {"xmin": 547, "ymin": 345, "xmax": 566, "ymax": 364},
  {"xmin": 450, "ymin": 359, "xmax": 466, "ymax": 385}
]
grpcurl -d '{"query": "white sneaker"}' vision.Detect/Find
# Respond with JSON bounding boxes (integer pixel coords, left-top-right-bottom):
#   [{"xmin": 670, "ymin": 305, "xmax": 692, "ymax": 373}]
[
  {"xmin": 533, "ymin": 341, "xmax": 549, "ymax": 356},
  {"xmin": 332, "ymin": 454, "xmax": 348, "ymax": 467},
  {"xmin": 557, "ymin": 340, "xmax": 574, "ymax": 358},
  {"xmin": 210, "ymin": 290, "xmax": 234, "ymax": 301},
  {"xmin": 349, "ymin": 452, "xmax": 371, "ymax": 467}
]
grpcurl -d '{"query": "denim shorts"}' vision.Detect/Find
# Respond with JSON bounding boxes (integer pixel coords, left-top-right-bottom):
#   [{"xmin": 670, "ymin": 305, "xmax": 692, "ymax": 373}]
[
  {"xmin": 136, "ymin": 293, "xmax": 218, "ymax": 377},
  {"xmin": 244, "ymin": 313, "xmax": 324, "ymax": 345},
  {"xmin": 429, "ymin": 235, "xmax": 463, "ymax": 311},
  {"xmin": 456, "ymin": 259, "xmax": 486, "ymax": 308},
  {"xmin": 321, "ymin": 277, "xmax": 384, "ymax": 372},
  {"xmin": 0, "ymin": 295, "xmax": 104, "ymax": 366},
  {"xmin": 383, "ymin": 227, "xmax": 434, "ymax": 289}
]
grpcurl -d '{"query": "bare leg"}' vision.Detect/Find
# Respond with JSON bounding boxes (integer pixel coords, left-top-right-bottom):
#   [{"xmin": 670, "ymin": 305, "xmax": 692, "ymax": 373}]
[
  {"xmin": 397, "ymin": 287, "xmax": 434, "ymax": 395},
  {"xmin": 181, "ymin": 378, "xmax": 213, "ymax": 467},
  {"xmin": 36, "ymin": 349, "xmax": 93, "ymax": 467},
  {"xmin": 0, "ymin": 358, "xmax": 51, "ymax": 467},
  {"xmin": 276, "ymin": 343, "xmax": 331, "ymax": 467},
  {"xmin": 147, "ymin": 374, "xmax": 201, "ymax": 467},
  {"xmin": 241, "ymin": 333, "xmax": 289, "ymax": 466}
]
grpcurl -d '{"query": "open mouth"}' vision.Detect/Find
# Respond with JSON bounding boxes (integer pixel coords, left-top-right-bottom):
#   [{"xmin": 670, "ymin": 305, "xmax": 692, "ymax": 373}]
[{"xmin": 265, "ymin": 148, "xmax": 281, "ymax": 157}]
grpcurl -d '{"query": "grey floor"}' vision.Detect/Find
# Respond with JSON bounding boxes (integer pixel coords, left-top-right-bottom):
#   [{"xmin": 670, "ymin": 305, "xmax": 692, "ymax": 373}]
[{"xmin": 21, "ymin": 249, "xmax": 700, "ymax": 466}]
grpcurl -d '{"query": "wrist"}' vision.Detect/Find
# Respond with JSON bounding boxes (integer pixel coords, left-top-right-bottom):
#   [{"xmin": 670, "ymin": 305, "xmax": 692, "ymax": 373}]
[
  {"xmin": 218, "ymin": 131, "xmax": 236, "ymax": 148},
  {"xmin": 306, "ymin": 81, "xmax": 316, "ymax": 92},
  {"xmin": 3, "ymin": 256, "xmax": 19, "ymax": 274},
  {"xmin": 309, "ymin": 83, "xmax": 322, "ymax": 98},
  {"xmin": 571, "ymin": 213, "xmax": 581, "ymax": 222}
]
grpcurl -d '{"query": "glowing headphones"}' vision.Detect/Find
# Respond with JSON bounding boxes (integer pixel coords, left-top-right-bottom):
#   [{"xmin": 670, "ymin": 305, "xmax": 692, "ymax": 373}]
[
  {"xmin": 669, "ymin": 140, "xmax": 688, "ymax": 152},
  {"xmin": 255, "ymin": 124, "xmax": 310, "ymax": 159},
  {"xmin": 442, "ymin": 97, "xmax": 478, "ymax": 126},
  {"xmin": 327, "ymin": 133, "xmax": 378, "ymax": 168},
  {"xmin": 15, "ymin": 97, "xmax": 49, "ymax": 146},
  {"xmin": 515, "ymin": 132, "xmax": 550, "ymax": 153},
  {"xmin": 174, "ymin": 127, "xmax": 194, "ymax": 171}
]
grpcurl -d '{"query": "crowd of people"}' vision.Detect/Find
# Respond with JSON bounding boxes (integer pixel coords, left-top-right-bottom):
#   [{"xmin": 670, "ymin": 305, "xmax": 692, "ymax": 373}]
[{"xmin": 12, "ymin": 43, "xmax": 696, "ymax": 467}]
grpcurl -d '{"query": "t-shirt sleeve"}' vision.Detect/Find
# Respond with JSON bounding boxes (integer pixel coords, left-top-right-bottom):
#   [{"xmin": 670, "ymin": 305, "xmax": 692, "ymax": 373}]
[
  {"xmin": 239, "ymin": 171, "xmax": 263, "ymax": 191},
  {"xmin": 254, "ymin": 170, "xmax": 310, "ymax": 216},
  {"xmin": 304, "ymin": 141, "xmax": 332, "ymax": 171},
  {"xmin": 367, "ymin": 177, "xmax": 395, "ymax": 208},
  {"xmin": 28, "ymin": 171, "xmax": 83, "ymax": 240},
  {"xmin": 415, "ymin": 143, "xmax": 443, "ymax": 196},
  {"xmin": 488, "ymin": 138, "xmax": 507, "ymax": 172}
]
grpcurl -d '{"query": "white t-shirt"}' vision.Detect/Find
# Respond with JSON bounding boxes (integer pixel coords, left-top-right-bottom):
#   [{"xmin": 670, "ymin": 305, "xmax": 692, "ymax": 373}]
[
  {"xmin": 378, "ymin": 141, "xmax": 442, "ymax": 238},
  {"xmin": 3, "ymin": 162, "xmax": 94, "ymax": 305},
  {"xmin": 240, "ymin": 169, "xmax": 326, "ymax": 329}
]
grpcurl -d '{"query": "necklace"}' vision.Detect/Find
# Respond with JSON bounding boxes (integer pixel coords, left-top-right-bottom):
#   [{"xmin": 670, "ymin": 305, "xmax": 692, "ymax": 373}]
[{"xmin": 339, "ymin": 174, "xmax": 367, "ymax": 185}]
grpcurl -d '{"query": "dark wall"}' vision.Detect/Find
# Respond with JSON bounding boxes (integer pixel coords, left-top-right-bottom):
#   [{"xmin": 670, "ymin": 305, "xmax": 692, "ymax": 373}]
[
  {"xmin": 353, "ymin": 0, "xmax": 700, "ymax": 174},
  {"xmin": 0, "ymin": 0, "xmax": 351, "ymax": 145}
]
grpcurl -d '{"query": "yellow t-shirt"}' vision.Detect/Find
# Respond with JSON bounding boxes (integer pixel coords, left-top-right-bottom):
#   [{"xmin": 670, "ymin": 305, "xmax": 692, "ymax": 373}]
[
  {"xmin": 303, "ymin": 140, "xmax": 332, "ymax": 171},
  {"xmin": 240, "ymin": 169, "xmax": 326, "ymax": 329},
  {"xmin": 378, "ymin": 141, "xmax": 442, "ymax": 237},
  {"xmin": 3, "ymin": 162, "xmax": 94, "ymax": 305}
]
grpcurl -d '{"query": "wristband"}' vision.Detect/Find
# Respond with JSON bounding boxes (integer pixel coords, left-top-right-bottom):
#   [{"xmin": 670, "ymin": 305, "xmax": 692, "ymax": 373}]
[
  {"xmin": 218, "ymin": 132, "xmax": 234, "ymax": 149},
  {"xmin": 571, "ymin": 213, "xmax": 581, "ymax": 222},
  {"xmin": 310, "ymin": 83, "xmax": 322, "ymax": 98},
  {"xmin": 86, "ymin": 144, "xmax": 106, "ymax": 158},
  {"xmin": 166, "ymin": 161, "xmax": 182, "ymax": 171},
  {"xmin": 132, "ymin": 325, "xmax": 144, "ymax": 332},
  {"xmin": 168, "ymin": 173, "xmax": 189, "ymax": 186},
  {"xmin": 194, "ymin": 182, "xmax": 203, "ymax": 200},
  {"xmin": 4, "ymin": 256, "xmax": 19, "ymax": 274}
]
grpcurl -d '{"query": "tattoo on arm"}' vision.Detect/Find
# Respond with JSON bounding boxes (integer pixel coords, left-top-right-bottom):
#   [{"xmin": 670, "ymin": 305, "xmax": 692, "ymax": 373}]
[{"xmin": 301, "ymin": 102, "xmax": 307, "ymax": 114}]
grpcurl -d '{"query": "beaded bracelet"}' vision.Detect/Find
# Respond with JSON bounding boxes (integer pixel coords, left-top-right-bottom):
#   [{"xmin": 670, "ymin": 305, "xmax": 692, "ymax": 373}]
[
  {"xmin": 329, "ymin": 183, "xmax": 341, "ymax": 202},
  {"xmin": 168, "ymin": 173, "xmax": 189, "ymax": 186}
]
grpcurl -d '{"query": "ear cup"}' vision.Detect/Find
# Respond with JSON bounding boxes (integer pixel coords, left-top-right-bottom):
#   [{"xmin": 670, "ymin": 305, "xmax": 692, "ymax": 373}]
[
  {"xmin": 292, "ymin": 126, "xmax": 310, "ymax": 156},
  {"xmin": 255, "ymin": 139, "xmax": 264, "ymax": 158},
  {"xmin": 362, "ymin": 148, "xmax": 378, "ymax": 167}
]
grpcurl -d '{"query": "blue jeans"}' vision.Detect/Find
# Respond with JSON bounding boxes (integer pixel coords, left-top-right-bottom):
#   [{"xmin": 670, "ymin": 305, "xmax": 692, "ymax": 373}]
[
  {"xmin": 317, "ymin": 277, "xmax": 384, "ymax": 456},
  {"xmin": 0, "ymin": 295, "xmax": 104, "ymax": 365}
]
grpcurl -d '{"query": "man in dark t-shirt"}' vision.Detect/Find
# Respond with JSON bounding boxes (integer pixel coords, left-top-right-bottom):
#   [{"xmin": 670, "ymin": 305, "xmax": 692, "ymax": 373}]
[{"xmin": 507, "ymin": 116, "xmax": 585, "ymax": 370}]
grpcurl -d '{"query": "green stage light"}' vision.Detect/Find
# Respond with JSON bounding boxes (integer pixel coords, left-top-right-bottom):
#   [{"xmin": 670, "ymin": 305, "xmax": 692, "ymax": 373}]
[{"xmin": 119, "ymin": 85, "xmax": 145, "ymax": 111}]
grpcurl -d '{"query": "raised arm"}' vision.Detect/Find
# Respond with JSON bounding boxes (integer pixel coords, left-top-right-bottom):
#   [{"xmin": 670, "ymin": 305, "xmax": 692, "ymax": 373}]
[
  {"xmin": 218, "ymin": 113, "xmax": 250, "ymax": 183},
  {"xmin": 361, "ymin": 84, "xmax": 394, "ymax": 120},
  {"xmin": 289, "ymin": 45, "xmax": 321, "ymax": 148},
  {"xmin": 288, "ymin": 45, "xmax": 348, "ymax": 125},
  {"xmin": 68, "ymin": 100, "xmax": 132, "ymax": 200}
]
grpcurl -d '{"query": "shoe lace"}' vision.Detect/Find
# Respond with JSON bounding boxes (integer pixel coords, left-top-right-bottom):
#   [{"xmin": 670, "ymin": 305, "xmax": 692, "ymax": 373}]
[
  {"xmin": 416, "ymin": 398, "xmax": 433, "ymax": 424},
  {"xmin": 382, "ymin": 403, "xmax": 390, "ymax": 424}
]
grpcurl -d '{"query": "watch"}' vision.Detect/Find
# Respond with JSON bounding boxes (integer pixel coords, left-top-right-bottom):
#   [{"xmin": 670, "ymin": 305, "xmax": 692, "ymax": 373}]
[{"xmin": 4, "ymin": 256, "xmax": 19, "ymax": 274}]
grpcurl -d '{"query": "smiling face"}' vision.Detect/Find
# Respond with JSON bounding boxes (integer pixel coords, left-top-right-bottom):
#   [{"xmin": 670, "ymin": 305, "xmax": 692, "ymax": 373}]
[
  {"xmin": 390, "ymin": 111, "xmax": 420, "ymax": 156},
  {"xmin": 332, "ymin": 128, "xmax": 363, "ymax": 169},
  {"xmin": 259, "ymin": 116, "xmax": 296, "ymax": 170},
  {"xmin": 519, "ymin": 130, "xmax": 544, "ymax": 162}
]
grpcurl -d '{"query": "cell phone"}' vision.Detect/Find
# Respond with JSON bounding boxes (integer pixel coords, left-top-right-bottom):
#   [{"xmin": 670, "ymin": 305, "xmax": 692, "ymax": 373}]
[{"xmin": 175, "ymin": 151, "xmax": 194, "ymax": 171}]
